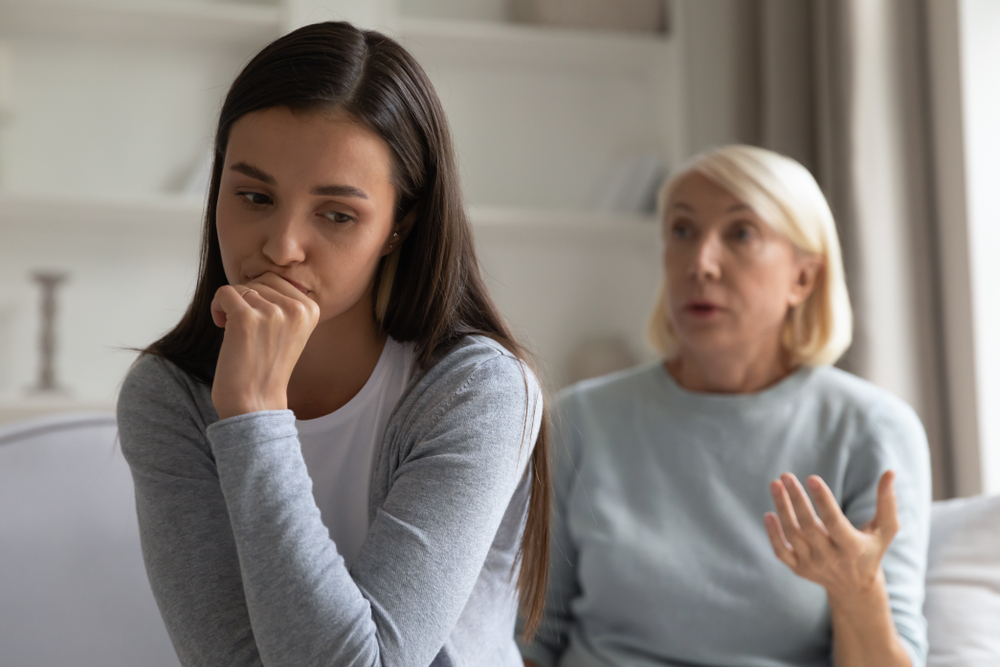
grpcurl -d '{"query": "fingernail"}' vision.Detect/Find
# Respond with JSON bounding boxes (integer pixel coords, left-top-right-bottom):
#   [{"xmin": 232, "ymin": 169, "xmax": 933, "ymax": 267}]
[{"xmin": 807, "ymin": 477, "xmax": 821, "ymax": 490}]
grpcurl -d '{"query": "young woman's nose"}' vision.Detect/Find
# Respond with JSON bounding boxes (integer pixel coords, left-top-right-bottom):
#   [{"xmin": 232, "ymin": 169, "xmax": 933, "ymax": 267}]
[
  {"xmin": 261, "ymin": 211, "xmax": 308, "ymax": 266},
  {"xmin": 689, "ymin": 233, "xmax": 722, "ymax": 281}
]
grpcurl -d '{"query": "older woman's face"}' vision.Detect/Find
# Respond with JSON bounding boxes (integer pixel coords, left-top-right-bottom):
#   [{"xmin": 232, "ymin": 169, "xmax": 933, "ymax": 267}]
[{"xmin": 663, "ymin": 172, "xmax": 817, "ymax": 359}]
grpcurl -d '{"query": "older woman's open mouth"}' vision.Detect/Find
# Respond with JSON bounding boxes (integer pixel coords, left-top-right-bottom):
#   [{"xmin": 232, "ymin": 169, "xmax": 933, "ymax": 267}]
[{"xmin": 685, "ymin": 300, "xmax": 722, "ymax": 317}]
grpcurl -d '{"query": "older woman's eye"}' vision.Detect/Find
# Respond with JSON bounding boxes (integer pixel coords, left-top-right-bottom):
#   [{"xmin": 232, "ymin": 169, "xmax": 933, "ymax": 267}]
[
  {"xmin": 671, "ymin": 221, "xmax": 693, "ymax": 239},
  {"xmin": 239, "ymin": 192, "xmax": 272, "ymax": 207},
  {"xmin": 730, "ymin": 223, "xmax": 755, "ymax": 242}
]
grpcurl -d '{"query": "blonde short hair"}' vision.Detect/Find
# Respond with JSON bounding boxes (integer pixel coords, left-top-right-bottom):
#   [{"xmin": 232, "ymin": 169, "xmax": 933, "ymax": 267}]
[{"xmin": 647, "ymin": 145, "xmax": 853, "ymax": 366}]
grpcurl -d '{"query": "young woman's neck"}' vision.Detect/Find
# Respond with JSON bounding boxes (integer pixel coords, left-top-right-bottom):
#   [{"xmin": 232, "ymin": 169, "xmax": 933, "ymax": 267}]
[
  {"xmin": 667, "ymin": 336, "xmax": 795, "ymax": 395},
  {"xmin": 286, "ymin": 298, "xmax": 387, "ymax": 420}
]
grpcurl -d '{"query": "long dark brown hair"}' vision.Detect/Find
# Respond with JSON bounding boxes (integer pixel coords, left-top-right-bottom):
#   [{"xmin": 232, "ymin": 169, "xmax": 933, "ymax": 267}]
[{"xmin": 144, "ymin": 21, "xmax": 549, "ymax": 636}]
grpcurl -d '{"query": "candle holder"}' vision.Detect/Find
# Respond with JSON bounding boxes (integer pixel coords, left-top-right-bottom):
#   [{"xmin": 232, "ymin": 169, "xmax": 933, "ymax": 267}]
[{"xmin": 27, "ymin": 271, "xmax": 69, "ymax": 395}]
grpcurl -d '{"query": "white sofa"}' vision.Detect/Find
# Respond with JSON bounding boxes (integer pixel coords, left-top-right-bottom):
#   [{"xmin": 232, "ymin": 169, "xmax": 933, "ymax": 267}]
[
  {"xmin": 0, "ymin": 412, "xmax": 178, "ymax": 667},
  {"xmin": 1, "ymin": 412, "xmax": 998, "ymax": 666},
  {"xmin": 925, "ymin": 493, "xmax": 1000, "ymax": 666}
]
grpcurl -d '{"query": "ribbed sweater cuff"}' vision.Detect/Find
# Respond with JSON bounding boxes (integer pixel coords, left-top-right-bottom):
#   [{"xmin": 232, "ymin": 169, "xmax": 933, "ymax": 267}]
[{"xmin": 206, "ymin": 410, "xmax": 297, "ymax": 456}]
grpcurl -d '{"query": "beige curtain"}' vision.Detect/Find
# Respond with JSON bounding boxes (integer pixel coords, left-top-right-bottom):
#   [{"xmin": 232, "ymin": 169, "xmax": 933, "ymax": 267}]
[{"xmin": 756, "ymin": 0, "xmax": 953, "ymax": 498}]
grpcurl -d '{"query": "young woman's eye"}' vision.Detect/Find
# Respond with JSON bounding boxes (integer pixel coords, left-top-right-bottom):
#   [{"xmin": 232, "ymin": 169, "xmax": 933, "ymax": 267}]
[
  {"xmin": 239, "ymin": 191, "xmax": 272, "ymax": 207},
  {"xmin": 322, "ymin": 211, "xmax": 353, "ymax": 224}
]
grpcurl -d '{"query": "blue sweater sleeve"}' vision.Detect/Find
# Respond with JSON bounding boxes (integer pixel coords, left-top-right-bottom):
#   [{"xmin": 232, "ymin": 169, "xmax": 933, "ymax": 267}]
[{"xmin": 842, "ymin": 399, "xmax": 932, "ymax": 667}]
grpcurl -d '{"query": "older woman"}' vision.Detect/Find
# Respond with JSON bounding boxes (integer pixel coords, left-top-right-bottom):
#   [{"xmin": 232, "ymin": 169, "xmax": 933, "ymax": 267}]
[{"xmin": 519, "ymin": 146, "xmax": 930, "ymax": 667}]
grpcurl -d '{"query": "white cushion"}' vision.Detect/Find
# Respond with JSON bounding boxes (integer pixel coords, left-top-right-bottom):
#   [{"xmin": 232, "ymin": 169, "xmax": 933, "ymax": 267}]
[
  {"xmin": 926, "ymin": 494, "xmax": 1000, "ymax": 666},
  {"xmin": 0, "ymin": 412, "xmax": 178, "ymax": 667}
]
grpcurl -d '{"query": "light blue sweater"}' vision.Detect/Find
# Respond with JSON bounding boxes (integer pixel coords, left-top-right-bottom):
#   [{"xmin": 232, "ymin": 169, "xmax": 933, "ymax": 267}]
[
  {"xmin": 519, "ymin": 362, "xmax": 930, "ymax": 667},
  {"xmin": 118, "ymin": 336, "xmax": 541, "ymax": 667}
]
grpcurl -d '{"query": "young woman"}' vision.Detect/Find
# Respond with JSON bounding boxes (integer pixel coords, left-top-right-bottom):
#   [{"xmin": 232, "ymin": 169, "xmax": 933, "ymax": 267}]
[
  {"xmin": 519, "ymin": 146, "xmax": 930, "ymax": 667},
  {"xmin": 117, "ymin": 22, "xmax": 549, "ymax": 667}
]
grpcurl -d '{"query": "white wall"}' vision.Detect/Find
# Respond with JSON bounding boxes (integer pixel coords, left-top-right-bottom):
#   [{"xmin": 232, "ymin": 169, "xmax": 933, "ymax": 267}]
[{"xmin": 674, "ymin": 0, "xmax": 760, "ymax": 155}]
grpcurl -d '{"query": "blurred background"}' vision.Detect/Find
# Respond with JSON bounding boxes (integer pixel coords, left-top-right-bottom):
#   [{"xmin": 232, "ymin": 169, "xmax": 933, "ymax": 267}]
[
  {"xmin": 0, "ymin": 0, "xmax": 1000, "ymax": 497},
  {"xmin": 0, "ymin": 1, "xmax": 999, "ymax": 664},
  {"xmin": 0, "ymin": 0, "xmax": 998, "ymax": 499}
]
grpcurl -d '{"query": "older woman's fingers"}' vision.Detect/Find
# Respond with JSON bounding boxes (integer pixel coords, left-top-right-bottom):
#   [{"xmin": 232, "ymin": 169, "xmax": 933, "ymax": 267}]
[
  {"xmin": 770, "ymin": 479, "xmax": 811, "ymax": 557},
  {"xmin": 872, "ymin": 470, "xmax": 900, "ymax": 543},
  {"xmin": 781, "ymin": 473, "xmax": 830, "ymax": 545},
  {"xmin": 764, "ymin": 512, "xmax": 797, "ymax": 568},
  {"xmin": 805, "ymin": 475, "xmax": 854, "ymax": 546}
]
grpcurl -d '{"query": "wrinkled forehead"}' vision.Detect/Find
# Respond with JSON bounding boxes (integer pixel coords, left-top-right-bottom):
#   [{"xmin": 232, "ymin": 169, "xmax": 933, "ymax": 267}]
[
  {"xmin": 660, "ymin": 169, "xmax": 775, "ymax": 226},
  {"xmin": 660, "ymin": 167, "xmax": 817, "ymax": 254}
]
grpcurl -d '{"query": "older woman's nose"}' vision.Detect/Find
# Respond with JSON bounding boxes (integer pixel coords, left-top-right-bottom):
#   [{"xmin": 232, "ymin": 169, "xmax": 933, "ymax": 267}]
[
  {"xmin": 689, "ymin": 234, "xmax": 722, "ymax": 281},
  {"xmin": 261, "ymin": 211, "xmax": 308, "ymax": 267}
]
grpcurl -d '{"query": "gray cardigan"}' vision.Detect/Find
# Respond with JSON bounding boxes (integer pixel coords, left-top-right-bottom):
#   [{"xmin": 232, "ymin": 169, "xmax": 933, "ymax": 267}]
[{"xmin": 118, "ymin": 336, "xmax": 542, "ymax": 667}]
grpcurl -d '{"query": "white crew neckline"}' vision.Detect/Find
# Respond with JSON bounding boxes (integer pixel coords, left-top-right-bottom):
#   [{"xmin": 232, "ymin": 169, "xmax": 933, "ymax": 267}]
[{"xmin": 294, "ymin": 338, "xmax": 402, "ymax": 435}]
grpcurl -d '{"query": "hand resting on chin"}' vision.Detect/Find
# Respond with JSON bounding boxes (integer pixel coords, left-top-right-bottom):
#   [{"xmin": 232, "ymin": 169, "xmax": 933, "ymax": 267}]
[{"xmin": 210, "ymin": 271, "xmax": 320, "ymax": 420}]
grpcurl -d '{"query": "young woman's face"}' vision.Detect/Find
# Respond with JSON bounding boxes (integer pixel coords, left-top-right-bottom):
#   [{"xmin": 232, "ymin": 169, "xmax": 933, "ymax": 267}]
[
  {"xmin": 663, "ymin": 172, "xmax": 816, "ymax": 359},
  {"xmin": 216, "ymin": 106, "xmax": 398, "ymax": 326}
]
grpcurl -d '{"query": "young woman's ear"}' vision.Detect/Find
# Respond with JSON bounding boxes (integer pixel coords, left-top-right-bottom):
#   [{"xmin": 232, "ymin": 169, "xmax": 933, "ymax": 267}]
[
  {"xmin": 395, "ymin": 208, "xmax": 417, "ymax": 242},
  {"xmin": 383, "ymin": 208, "xmax": 417, "ymax": 257}
]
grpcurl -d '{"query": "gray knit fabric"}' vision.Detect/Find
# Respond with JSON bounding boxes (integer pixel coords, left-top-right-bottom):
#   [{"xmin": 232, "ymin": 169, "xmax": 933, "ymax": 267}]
[{"xmin": 118, "ymin": 335, "xmax": 541, "ymax": 667}]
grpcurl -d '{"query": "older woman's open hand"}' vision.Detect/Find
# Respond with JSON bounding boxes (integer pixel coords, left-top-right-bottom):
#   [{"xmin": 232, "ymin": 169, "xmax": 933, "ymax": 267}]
[
  {"xmin": 765, "ymin": 471, "xmax": 911, "ymax": 667},
  {"xmin": 764, "ymin": 471, "xmax": 898, "ymax": 597}
]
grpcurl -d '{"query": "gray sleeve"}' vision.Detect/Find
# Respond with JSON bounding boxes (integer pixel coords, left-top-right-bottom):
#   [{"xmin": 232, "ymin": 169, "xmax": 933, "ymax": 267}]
[
  {"xmin": 117, "ymin": 356, "xmax": 262, "ymax": 667},
  {"xmin": 517, "ymin": 392, "xmax": 582, "ymax": 667},
  {"xmin": 205, "ymin": 352, "xmax": 540, "ymax": 667},
  {"xmin": 842, "ymin": 400, "xmax": 931, "ymax": 667}
]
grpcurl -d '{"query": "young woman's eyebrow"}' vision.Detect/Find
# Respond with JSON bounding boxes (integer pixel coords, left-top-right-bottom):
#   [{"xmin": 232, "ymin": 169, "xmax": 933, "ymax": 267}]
[
  {"xmin": 229, "ymin": 162, "xmax": 368, "ymax": 200},
  {"xmin": 230, "ymin": 162, "xmax": 275, "ymax": 184},
  {"xmin": 311, "ymin": 184, "xmax": 369, "ymax": 200}
]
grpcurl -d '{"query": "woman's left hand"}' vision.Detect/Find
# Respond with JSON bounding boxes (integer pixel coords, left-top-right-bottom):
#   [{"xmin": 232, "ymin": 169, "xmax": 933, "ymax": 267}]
[{"xmin": 764, "ymin": 470, "xmax": 898, "ymax": 601}]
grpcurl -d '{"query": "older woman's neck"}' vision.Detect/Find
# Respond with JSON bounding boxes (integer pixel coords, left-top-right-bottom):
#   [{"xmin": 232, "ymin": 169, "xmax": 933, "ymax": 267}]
[{"xmin": 667, "ymin": 345, "xmax": 796, "ymax": 395}]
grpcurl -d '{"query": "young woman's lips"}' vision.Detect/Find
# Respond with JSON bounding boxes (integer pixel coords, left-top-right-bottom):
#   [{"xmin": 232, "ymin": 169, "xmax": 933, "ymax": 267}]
[
  {"xmin": 252, "ymin": 272, "xmax": 310, "ymax": 295},
  {"xmin": 280, "ymin": 276, "xmax": 310, "ymax": 295}
]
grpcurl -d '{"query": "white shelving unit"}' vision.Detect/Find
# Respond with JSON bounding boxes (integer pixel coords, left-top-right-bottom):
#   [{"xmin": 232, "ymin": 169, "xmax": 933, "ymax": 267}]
[
  {"xmin": 0, "ymin": 194, "xmax": 658, "ymax": 238},
  {"xmin": 398, "ymin": 16, "xmax": 670, "ymax": 75},
  {"xmin": 0, "ymin": 0, "xmax": 283, "ymax": 47},
  {"xmin": 0, "ymin": 192, "xmax": 205, "ymax": 231},
  {"xmin": 0, "ymin": 398, "xmax": 115, "ymax": 425},
  {"xmin": 0, "ymin": 0, "xmax": 678, "ymax": 414}
]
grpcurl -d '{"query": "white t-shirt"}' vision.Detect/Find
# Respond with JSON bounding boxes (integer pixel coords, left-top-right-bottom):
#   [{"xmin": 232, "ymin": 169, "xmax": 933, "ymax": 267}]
[{"xmin": 296, "ymin": 337, "xmax": 416, "ymax": 569}]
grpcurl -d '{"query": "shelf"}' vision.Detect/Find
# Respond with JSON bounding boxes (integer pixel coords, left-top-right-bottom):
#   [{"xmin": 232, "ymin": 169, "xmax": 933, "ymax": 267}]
[
  {"xmin": 0, "ymin": 398, "xmax": 116, "ymax": 427},
  {"xmin": 1, "ymin": 193, "xmax": 657, "ymax": 239},
  {"xmin": 0, "ymin": 0, "xmax": 284, "ymax": 49},
  {"xmin": 0, "ymin": 192, "xmax": 205, "ymax": 232},
  {"xmin": 470, "ymin": 206, "xmax": 659, "ymax": 243},
  {"xmin": 397, "ymin": 17, "xmax": 670, "ymax": 76}
]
